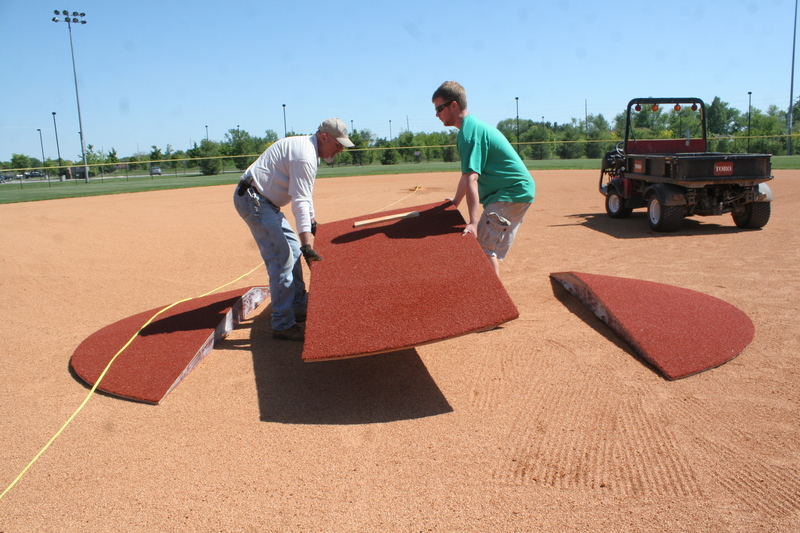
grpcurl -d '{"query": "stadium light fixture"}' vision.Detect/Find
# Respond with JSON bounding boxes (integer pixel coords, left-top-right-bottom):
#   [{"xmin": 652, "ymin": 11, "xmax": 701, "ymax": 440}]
[{"xmin": 52, "ymin": 9, "xmax": 90, "ymax": 182}]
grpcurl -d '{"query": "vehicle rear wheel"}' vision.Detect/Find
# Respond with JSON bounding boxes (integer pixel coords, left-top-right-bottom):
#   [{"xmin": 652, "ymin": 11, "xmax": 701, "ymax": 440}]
[
  {"xmin": 606, "ymin": 190, "xmax": 633, "ymax": 218},
  {"xmin": 732, "ymin": 202, "xmax": 770, "ymax": 229},
  {"xmin": 647, "ymin": 196, "xmax": 683, "ymax": 232}
]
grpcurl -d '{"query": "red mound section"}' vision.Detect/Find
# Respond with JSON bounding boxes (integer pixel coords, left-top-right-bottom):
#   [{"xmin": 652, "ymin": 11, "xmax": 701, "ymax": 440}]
[
  {"xmin": 70, "ymin": 287, "xmax": 268, "ymax": 403},
  {"xmin": 302, "ymin": 201, "xmax": 519, "ymax": 361},
  {"xmin": 550, "ymin": 272, "xmax": 755, "ymax": 380}
]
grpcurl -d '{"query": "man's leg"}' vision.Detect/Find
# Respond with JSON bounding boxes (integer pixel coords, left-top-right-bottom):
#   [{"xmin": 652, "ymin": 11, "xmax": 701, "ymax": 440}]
[
  {"xmin": 279, "ymin": 215, "xmax": 308, "ymax": 319},
  {"xmin": 476, "ymin": 202, "xmax": 531, "ymax": 276},
  {"xmin": 234, "ymin": 191, "xmax": 300, "ymax": 331}
]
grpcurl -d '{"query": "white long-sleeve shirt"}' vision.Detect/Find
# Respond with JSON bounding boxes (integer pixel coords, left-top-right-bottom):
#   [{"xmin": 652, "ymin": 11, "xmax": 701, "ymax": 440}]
[{"xmin": 244, "ymin": 134, "xmax": 319, "ymax": 234}]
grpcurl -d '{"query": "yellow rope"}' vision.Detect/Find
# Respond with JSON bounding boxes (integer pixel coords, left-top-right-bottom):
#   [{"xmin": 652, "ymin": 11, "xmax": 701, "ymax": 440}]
[
  {"xmin": 0, "ymin": 262, "xmax": 265, "ymax": 501},
  {"xmin": 370, "ymin": 185, "xmax": 421, "ymax": 214}
]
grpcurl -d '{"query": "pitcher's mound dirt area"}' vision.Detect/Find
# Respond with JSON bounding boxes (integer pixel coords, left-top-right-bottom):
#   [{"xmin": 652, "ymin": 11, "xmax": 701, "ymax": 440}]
[{"xmin": 1, "ymin": 170, "xmax": 798, "ymax": 532}]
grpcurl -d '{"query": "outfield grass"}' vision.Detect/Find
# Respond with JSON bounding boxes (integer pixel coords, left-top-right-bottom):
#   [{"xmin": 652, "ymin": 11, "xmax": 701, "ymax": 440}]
[{"xmin": 1, "ymin": 156, "xmax": 796, "ymax": 205}]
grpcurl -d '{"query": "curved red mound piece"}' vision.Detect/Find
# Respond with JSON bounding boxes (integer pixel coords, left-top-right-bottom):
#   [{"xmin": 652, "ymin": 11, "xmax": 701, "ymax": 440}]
[
  {"xmin": 302, "ymin": 201, "xmax": 519, "ymax": 361},
  {"xmin": 550, "ymin": 272, "xmax": 754, "ymax": 380},
  {"xmin": 70, "ymin": 287, "xmax": 268, "ymax": 403}
]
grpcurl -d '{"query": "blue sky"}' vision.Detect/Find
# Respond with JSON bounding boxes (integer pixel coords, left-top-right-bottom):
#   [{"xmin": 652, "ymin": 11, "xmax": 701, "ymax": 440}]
[{"xmin": 1, "ymin": 0, "xmax": 796, "ymax": 163}]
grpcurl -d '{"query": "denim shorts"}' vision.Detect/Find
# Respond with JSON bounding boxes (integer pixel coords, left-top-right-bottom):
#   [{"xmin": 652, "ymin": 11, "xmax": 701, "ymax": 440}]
[{"xmin": 476, "ymin": 201, "xmax": 531, "ymax": 260}]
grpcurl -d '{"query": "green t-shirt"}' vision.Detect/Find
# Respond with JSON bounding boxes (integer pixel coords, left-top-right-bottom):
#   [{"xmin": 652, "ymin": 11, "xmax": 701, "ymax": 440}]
[{"xmin": 458, "ymin": 114, "xmax": 535, "ymax": 206}]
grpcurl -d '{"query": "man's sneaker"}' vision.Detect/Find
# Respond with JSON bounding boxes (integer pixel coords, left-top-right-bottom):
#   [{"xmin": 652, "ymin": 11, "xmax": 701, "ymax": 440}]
[{"xmin": 272, "ymin": 323, "xmax": 304, "ymax": 341}]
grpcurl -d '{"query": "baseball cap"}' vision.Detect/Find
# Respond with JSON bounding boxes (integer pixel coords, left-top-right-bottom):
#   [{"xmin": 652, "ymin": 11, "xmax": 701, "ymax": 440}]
[{"xmin": 318, "ymin": 118, "xmax": 355, "ymax": 148}]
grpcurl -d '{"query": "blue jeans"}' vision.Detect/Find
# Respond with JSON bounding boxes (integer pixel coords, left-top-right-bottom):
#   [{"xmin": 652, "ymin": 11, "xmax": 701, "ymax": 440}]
[{"xmin": 233, "ymin": 188, "xmax": 307, "ymax": 330}]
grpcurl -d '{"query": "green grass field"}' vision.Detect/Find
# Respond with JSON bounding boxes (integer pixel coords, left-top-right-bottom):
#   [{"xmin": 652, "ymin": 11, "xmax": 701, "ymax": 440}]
[{"xmin": 1, "ymin": 156, "xmax": 797, "ymax": 205}]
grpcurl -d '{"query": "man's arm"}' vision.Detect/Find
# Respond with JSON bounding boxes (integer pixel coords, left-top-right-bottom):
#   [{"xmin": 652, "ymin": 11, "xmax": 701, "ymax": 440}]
[
  {"xmin": 298, "ymin": 231, "xmax": 314, "ymax": 247},
  {"xmin": 453, "ymin": 172, "xmax": 481, "ymax": 236}
]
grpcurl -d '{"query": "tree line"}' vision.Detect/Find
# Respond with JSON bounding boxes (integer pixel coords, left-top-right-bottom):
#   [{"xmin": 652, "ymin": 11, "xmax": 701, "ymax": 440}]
[{"xmin": 4, "ymin": 96, "xmax": 798, "ymax": 176}]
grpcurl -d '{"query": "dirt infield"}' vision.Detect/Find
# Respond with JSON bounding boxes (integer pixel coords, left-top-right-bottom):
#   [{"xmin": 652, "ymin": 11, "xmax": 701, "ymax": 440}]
[{"xmin": 1, "ymin": 170, "xmax": 798, "ymax": 532}]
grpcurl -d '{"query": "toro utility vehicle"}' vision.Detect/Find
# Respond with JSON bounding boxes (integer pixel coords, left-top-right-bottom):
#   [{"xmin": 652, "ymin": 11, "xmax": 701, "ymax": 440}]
[{"xmin": 599, "ymin": 97, "xmax": 773, "ymax": 232}]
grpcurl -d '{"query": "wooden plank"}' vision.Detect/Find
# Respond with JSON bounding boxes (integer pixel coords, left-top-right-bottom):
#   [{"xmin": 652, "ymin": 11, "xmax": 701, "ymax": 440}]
[{"xmin": 352, "ymin": 210, "xmax": 419, "ymax": 227}]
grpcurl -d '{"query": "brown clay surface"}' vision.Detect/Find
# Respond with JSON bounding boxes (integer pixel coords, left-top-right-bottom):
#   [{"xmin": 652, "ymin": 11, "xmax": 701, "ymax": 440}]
[{"xmin": 1, "ymin": 170, "xmax": 799, "ymax": 531}]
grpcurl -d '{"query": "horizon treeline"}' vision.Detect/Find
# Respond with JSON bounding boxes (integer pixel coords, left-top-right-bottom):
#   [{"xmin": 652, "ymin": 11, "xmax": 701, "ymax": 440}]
[{"xmin": 5, "ymin": 96, "xmax": 798, "ymax": 174}]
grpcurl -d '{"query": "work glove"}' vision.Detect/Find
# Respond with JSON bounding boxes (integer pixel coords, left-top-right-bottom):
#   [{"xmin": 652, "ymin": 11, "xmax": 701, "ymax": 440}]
[{"xmin": 300, "ymin": 244, "xmax": 323, "ymax": 267}]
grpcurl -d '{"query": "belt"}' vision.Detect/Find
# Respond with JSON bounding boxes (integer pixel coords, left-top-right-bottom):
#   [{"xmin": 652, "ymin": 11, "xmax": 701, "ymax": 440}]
[{"xmin": 236, "ymin": 179, "xmax": 277, "ymax": 208}]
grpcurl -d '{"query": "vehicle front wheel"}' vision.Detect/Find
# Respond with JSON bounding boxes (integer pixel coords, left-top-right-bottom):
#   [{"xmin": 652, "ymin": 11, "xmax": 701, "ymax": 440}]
[
  {"xmin": 605, "ymin": 190, "xmax": 633, "ymax": 218},
  {"xmin": 732, "ymin": 202, "xmax": 770, "ymax": 229},
  {"xmin": 647, "ymin": 196, "xmax": 683, "ymax": 232}
]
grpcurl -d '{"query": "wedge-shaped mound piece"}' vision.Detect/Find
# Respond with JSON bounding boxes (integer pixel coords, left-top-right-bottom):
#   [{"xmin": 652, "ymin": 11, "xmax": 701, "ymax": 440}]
[
  {"xmin": 550, "ymin": 272, "xmax": 754, "ymax": 379},
  {"xmin": 70, "ymin": 287, "xmax": 268, "ymax": 403}
]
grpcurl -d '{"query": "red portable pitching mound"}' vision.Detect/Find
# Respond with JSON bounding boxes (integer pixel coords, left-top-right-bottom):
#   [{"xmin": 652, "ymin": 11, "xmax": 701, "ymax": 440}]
[
  {"xmin": 70, "ymin": 287, "xmax": 268, "ymax": 403},
  {"xmin": 550, "ymin": 272, "xmax": 755, "ymax": 379},
  {"xmin": 302, "ymin": 201, "xmax": 519, "ymax": 361}
]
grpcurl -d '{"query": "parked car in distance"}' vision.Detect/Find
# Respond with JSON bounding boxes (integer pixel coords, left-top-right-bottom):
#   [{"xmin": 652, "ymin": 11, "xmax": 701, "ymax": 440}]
[
  {"xmin": 24, "ymin": 171, "xmax": 45, "ymax": 179},
  {"xmin": 150, "ymin": 166, "xmax": 162, "ymax": 176}
]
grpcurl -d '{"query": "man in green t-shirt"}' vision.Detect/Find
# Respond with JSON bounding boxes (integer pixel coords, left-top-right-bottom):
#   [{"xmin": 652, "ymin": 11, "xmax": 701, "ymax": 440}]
[{"xmin": 432, "ymin": 81, "xmax": 535, "ymax": 276}]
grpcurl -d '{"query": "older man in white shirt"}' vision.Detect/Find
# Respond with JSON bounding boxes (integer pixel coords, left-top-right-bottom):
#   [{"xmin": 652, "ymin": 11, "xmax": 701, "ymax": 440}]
[{"xmin": 234, "ymin": 118, "xmax": 353, "ymax": 341}]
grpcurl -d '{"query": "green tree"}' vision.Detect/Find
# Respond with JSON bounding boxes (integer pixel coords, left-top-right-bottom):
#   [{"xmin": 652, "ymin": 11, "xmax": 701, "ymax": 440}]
[
  {"xmin": 397, "ymin": 131, "xmax": 415, "ymax": 162},
  {"xmin": 10, "ymin": 153, "xmax": 31, "ymax": 170},
  {"xmin": 555, "ymin": 122, "xmax": 585, "ymax": 159},
  {"xmin": 104, "ymin": 148, "xmax": 119, "ymax": 174},
  {"xmin": 531, "ymin": 123, "xmax": 555, "ymax": 160},
  {"xmin": 497, "ymin": 118, "xmax": 535, "ymax": 156},
  {"xmin": 374, "ymin": 139, "xmax": 398, "ymax": 165},
  {"xmin": 224, "ymin": 128, "xmax": 256, "ymax": 171},
  {"xmin": 349, "ymin": 129, "xmax": 369, "ymax": 166},
  {"xmin": 585, "ymin": 114, "xmax": 613, "ymax": 158},
  {"xmin": 84, "ymin": 144, "xmax": 106, "ymax": 177},
  {"xmin": 252, "ymin": 129, "xmax": 279, "ymax": 155},
  {"xmin": 666, "ymin": 107, "xmax": 703, "ymax": 140},
  {"xmin": 163, "ymin": 144, "xmax": 174, "ymax": 169},
  {"xmin": 195, "ymin": 139, "xmax": 222, "ymax": 175},
  {"xmin": 707, "ymin": 96, "xmax": 739, "ymax": 136},
  {"xmin": 633, "ymin": 106, "xmax": 669, "ymax": 137},
  {"xmin": 441, "ymin": 130, "xmax": 459, "ymax": 162},
  {"xmin": 149, "ymin": 146, "xmax": 163, "ymax": 170}
]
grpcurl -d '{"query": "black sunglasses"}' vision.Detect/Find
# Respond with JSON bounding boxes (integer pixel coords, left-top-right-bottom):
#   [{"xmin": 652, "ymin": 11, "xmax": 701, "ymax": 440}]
[{"xmin": 435, "ymin": 100, "xmax": 454, "ymax": 114}]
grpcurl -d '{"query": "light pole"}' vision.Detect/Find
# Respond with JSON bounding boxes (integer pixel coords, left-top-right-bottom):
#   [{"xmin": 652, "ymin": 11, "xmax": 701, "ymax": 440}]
[
  {"xmin": 282, "ymin": 104, "xmax": 287, "ymax": 137},
  {"xmin": 790, "ymin": 0, "xmax": 798, "ymax": 155},
  {"xmin": 748, "ymin": 91, "xmax": 752, "ymax": 152},
  {"xmin": 52, "ymin": 10, "xmax": 89, "ymax": 182},
  {"xmin": 541, "ymin": 116, "xmax": 545, "ymax": 159},
  {"xmin": 52, "ymin": 112, "xmax": 63, "ymax": 174},
  {"xmin": 37, "ymin": 129, "xmax": 46, "ymax": 169},
  {"xmin": 389, "ymin": 120, "xmax": 392, "ymax": 140},
  {"xmin": 205, "ymin": 125, "xmax": 209, "ymax": 141},
  {"xmin": 515, "ymin": 97, "xmax": 520, "ymax": 155}
]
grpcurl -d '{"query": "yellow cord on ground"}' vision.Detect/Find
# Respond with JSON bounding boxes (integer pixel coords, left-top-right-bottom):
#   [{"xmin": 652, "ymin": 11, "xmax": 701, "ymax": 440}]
[
  {"xmin": 0, "ymin": 262, "xmax": 265, "ymax": 502},
  {"xmin": 370, "ymin": 185, "xmax": 421, "ymax": 213}
]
